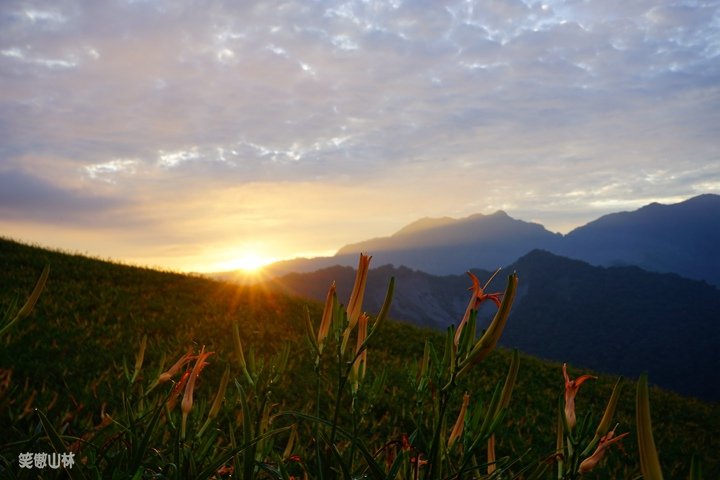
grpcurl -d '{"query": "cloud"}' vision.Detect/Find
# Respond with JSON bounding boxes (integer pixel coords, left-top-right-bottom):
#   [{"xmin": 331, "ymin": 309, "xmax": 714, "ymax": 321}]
[
  {"xmin": 0, "ymin": 169, "xmax": 122, "ymax": 225},
  {"xmin": 1, "ymin": 0, "xmax": 719, "ymax": 268}
]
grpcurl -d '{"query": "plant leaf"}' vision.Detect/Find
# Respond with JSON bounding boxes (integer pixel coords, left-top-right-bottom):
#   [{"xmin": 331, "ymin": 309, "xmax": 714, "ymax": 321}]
[{"xmin": 636, "ymin": 373, "xmax": 664, "ymax": 480}]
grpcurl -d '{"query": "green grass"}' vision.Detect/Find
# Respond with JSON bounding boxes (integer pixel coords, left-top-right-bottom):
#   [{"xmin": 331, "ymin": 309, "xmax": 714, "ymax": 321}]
[{"xmin": 1, "ymin": 236, "xmax": 718, "ymax": 478}]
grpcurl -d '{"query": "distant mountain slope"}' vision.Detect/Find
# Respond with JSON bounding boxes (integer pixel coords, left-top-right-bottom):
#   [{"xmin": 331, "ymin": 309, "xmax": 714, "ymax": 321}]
[
  {"xmin": 504, "ymin": 250, "xmax": 720, "ymax": 402},
  {"xmin": 336, "ymin": 211, "xmax": 563, "ymax": 275},
  {"xmin": 558, "ymin": 194, "xmax": 720, "ymax": 285},
  {"xmin": 274, "ymin": 264, "xmax": 481, "ymax": 329},
  {"xmin": 273, "ymin": 250, "xmax": 720, "ymax": 401},
  {"xmin": 259, "ymin": 194, "xmax": 720, "ymax": 286}
]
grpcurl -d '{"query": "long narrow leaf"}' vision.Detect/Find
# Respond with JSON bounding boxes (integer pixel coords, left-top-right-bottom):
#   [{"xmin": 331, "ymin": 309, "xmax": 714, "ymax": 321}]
[
  {"xmin": 556, "ymin": 396, "xmax": 564, "ymax": 480},
  {"xmin": 499, "ymin": 348, "xmax": 520, "ymax": 410},
  {"xmin": 37, "ymin": 409, "xmax": 89, "ymax": 480},
  {"xmin": 689, "ymin": 454, "xmax": 703, "ymax": 480},
  {"xmin": 636, "ymin": 374, "xmax": 664, "ymax": 480},
  {"xmin": 0, "ymin": 265, "xmax": 49, "ymax": 338},
  {"xmin": 129, "ymin": 398, "xmax": 165, "ymax": 473},
  {"xmin": 304, "ymin": 306, "xmax": 320, "ymax": 357},
  {"xmin": 358, "ymin": 277, "xmax": 395, "ymax": 353},
  {"xmin": 195, "ymin": 425, "xmax": 293, "ymax": 479},
  {"xmin": 236, "ymin": 381, "xmax": 256, "ymax": 480},
  {"xmin": 279, "ymin": 411, "xmax": 386, "ymax": 480},
  {"xmin": 581, "ymin": 376, "xmax": 624, "ymax": 457},
  {"xmin": 319, "ymin": 429, "xmax": 352, "ymax": 480}
]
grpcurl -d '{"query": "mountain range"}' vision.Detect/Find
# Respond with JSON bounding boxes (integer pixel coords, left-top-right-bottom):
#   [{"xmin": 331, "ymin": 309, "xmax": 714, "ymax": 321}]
[
  {"xmin": 260, "ymin": 194, "xmax": 720, "ymax": 287},
  {"xmin": 256, "ymin": 194, "xmax": 720, "ymax": 401}
]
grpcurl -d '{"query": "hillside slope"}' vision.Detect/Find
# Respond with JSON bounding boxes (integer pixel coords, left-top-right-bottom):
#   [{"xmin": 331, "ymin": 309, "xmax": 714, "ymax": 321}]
[{"xmin": 1, "ymin": 237, "xmax": 718, "ymax": 477}]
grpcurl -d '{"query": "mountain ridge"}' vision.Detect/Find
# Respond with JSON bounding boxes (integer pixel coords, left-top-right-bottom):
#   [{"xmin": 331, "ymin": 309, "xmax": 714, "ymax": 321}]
[{"xmin": 257, "ymin": 194, "xmax": 720, "ymax": 286}]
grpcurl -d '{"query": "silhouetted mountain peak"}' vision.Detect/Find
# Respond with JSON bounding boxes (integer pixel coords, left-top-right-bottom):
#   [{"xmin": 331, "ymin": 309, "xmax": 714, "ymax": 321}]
[
  {"xmin": 558, "ymin": 194, "xmax": 720, "ymax": 284},
  {"xmin": 333, "ymin": 210, "xmax": 563, "ymax": 274},
  {"xmin": 260, "ymin": 194, "xmax": 719, "ymax": 285}
]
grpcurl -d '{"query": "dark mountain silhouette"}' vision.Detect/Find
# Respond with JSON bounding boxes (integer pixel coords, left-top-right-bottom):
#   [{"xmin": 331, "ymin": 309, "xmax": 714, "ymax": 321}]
[
  {"xmin": 503, "ymin": 250, "xmax": 720, "ymax": 402},
  {"xmin": 558, "ymin": 194, "xmax": 720, "ymax": 285},
  {"xmin": 259, "ymin": 194, "xmax": 720, "ymax": 286},
  {"xmin": 273, "ymin": 250, "xmax": 720, "ymax": 401}
]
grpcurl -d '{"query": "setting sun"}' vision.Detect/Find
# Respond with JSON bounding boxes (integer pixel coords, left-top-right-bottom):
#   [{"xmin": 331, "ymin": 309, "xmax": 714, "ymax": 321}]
[
  {"xmin": 228, "ymin": 252, "xmax": 272, "ymax": 273},
  {"xmin": 186, "ymin": 245, "xmax": 282, "ymax": 274}
]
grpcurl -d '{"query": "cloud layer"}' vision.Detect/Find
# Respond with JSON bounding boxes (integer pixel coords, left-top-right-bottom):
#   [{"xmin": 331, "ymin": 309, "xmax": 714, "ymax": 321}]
[{"xmin": 1, "ymin": 0, "xmax": 719, "ymax": 269}]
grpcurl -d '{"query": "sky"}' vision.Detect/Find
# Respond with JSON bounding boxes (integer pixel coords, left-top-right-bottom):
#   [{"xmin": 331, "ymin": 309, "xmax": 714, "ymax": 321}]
[{"xmin": 1, "ymin": 0, "xmax": 719, "ymax": 272}]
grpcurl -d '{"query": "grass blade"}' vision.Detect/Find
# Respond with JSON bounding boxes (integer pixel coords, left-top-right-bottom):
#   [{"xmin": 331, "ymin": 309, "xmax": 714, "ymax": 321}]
[
  {"xmin": 37, "ymin": 409, "xmax": 89, "ymax": 480},
  {"xmin": 0, "ymin": 265, "xmax": 49, "ymax": 338}
]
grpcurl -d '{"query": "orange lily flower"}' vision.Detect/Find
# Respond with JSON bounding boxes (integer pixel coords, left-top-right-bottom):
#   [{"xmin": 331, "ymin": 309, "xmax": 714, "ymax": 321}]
[
  {"xmin": 166, "ymin": 370, "xmax": 191, "ymax": 411},
  {"xmin": 578, "ymin": 425, "xmax": 629, "ymax": 473},
  {"xmin": 351, "ymin": 313, "xmax": 370, "ymax": 392},
  {"xmin": 342, "ymin": 253, "xmax": 371, "ymax": 353},
  {"xmin": 448, "ymin": 392, "xmax": 470, "ymax": 450},
  {"xmin": 317, "ymin": 282, "xmax": 336, "ymax": 353},
  {"xmin": 181, "ymin": 347, "xmax": 214, "ymax": 438},
  {"xmin": 347, "ymin": 254, "xmax": 371, "ymax": 330},
  {"xmin": 487, "ymin": 434, "xmax": 497, "ymax": 474},
  {"xmin": 563, "ymin": 363, "xmax": 596, "ymax": 429},
  {"xmin": 454, "ymin": 269, "xmax": 503, "ymax": 347},
  {"xmin": 158, "ymin": 349, "xmax": 196, "ymax": 384}
]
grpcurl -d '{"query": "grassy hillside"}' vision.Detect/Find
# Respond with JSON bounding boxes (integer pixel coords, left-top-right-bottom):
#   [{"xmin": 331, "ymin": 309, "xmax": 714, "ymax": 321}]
[
  {"xmin": 1, "ymin": 237, "xmax": 718, "ymax": 478},
  {"xmin": 272, "ymin": 251, "xmax": 720, "ymax": 401}
]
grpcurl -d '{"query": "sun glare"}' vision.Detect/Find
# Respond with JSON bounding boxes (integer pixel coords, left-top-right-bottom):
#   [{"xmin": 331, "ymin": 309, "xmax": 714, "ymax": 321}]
[{"xmin": 232, "ymin": 253, "xmax": 270, "ymax": 273}]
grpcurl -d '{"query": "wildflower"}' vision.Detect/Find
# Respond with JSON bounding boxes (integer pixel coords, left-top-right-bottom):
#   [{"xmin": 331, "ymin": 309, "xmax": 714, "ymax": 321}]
[
  {"xmin": 578, "ymin": 425, "xmax": 629, "ymax": 473},
  {"xmin": 448, "ymin": 392, "xmax": 470, "ymax": 450},
  {"xmin": 341, "ymin": 253, "xmax": 372, "ymax": 353},
  {"xmin": 411, "ymin": 454, "xmax": 428, "ymax": 472},
  {"xmin": 181, "ymin": 347, "xmax": 214, "ymax": 438},
  {"xmin": 216, "ymin": 464, "xmax": 234, "ymax": 476},
  {"xmin": 167, "ymin": 370, "xmax": 191, "ymax": 411},
  {"xmin": 487, "ymin": 434, "xmax": 497, "ymax": 474},
  {"xmin": 158, "ymin": 349, "xmax": 196, "ymax": 384},
  {"xmin": 317, "ymin": 282, "xmax": 336, "ymax": 353},
  {"xmin": 347, "ymin": 254, "xmax": 371, "ymax": 329},
  {"xmin": 456, "ymin": 272, "xmax": 518, "ymax": 378},
  {"xmin": 96, "ymin": 403, "xmax": 113, "ymax": 430},
  {"xmin": 454, "ymin": 269, "xmax": 503, "ymax": 347},
  {"xmin": 402, "ymin": 434, "xmax": 411, "ymax": 451},
  {"xmin": 563, "ymin": 363, "xmax": 596, "ymax": 429},
  {"xmin": 351, "ymin": 313, "xmax": 370, "ymax": 392}
]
